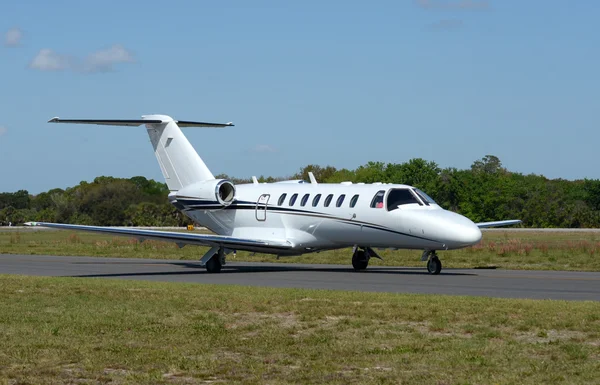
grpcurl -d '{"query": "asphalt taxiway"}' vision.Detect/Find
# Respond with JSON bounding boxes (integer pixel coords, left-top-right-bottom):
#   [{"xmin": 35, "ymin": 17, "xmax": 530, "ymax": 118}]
[{"xmin": 1, "ymin": 254, "xmax": 599, "ymax": 301}]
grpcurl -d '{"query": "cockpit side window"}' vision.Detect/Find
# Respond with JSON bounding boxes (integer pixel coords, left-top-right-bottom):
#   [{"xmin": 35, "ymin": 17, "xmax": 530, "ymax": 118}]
[
  {"xmin": 386, "ymin": 189, "xmax": 421, "ymax": 210},
  {"xmin": 370, "ymin": 190, "xmax": 386, "ymax": 208}
]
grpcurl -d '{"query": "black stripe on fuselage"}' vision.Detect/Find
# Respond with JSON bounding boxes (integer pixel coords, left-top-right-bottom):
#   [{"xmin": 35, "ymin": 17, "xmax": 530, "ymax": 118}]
[
  {"xmin": 177, "ymin": 200, "xmax": 443, "ymax": 245},
  {"xmin": 342, "ymin": 221, "xmax": 442, "ymax": 244}
]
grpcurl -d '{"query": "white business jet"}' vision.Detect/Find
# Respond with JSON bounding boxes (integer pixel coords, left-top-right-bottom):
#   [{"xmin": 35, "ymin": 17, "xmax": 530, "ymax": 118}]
[{"xmin": 26, "ymin": 114, "xmax": 520, "ymax": 274}]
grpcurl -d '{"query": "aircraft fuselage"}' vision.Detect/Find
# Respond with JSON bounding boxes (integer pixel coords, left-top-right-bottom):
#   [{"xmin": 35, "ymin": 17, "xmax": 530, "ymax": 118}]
[{"xmin": 174, "ymin": 182, "xmax": 483, "ymax": 256}]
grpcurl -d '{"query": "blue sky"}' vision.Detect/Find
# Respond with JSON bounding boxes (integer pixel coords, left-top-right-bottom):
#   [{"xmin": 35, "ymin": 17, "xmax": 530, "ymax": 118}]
[{"xmin": 1, "ymin": 0, "xmax": 598, "ymax": 193}]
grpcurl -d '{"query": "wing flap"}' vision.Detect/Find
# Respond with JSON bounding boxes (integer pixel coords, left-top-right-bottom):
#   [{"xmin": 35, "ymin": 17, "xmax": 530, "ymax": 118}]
[
  {"xmin": 476, "ymin": 220, "xmax": 522, "ymax": 228},
  {"xmin": 24, "ymin": 222, "xmax": 292, "ymax": 251}
]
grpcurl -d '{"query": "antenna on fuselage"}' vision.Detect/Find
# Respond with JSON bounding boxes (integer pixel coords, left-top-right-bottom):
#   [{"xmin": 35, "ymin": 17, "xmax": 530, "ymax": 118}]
[{"xmin": 308, "ymin": 172, "xmax": 318, "ymax": 184}]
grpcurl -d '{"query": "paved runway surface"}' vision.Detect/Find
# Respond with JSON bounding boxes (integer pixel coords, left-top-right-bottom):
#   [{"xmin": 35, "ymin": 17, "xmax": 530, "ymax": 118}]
[{"xmin": 1, "ymin": 254, "xmax": 599, "ymax": 301}]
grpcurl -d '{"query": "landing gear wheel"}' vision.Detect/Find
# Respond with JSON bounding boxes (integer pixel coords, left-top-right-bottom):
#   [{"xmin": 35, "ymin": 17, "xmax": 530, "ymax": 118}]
[
  {"xmin": 352, "ymin": 250, "xmax": 369, "ymax": 271},
  {"xmin": 205, "ymin": 254, "xmax": 222, "ymax": 274},
  {"xmin": 427, "ymin": 256, "xmax": 442, "ymax": 275}
]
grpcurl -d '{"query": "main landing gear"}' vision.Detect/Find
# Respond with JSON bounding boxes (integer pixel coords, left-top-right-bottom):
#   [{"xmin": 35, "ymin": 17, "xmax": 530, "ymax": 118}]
[
  {"xmin": 422, "ymin": 250, "xmax": 442, "ymax": 275},
  {"xmin": 351, "ymin": 246, "xmax": 383, "ymax": 271},
  {"xmin": 352, "ymin": 249, "xmax": 369, "ymax": 271},
  {"xmin": 201, "ymin": 246, "xmax": 227, "ymax": 273}
]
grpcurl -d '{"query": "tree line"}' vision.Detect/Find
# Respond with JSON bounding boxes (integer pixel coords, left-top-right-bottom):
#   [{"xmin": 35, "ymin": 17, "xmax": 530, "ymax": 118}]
[
  {"xmin": 0, "ymin": 176, "xmax": 192, "ymax": 227},
  {"xmin": 2, "ymin": 155, "xmax": 600, "ymax": 227}
]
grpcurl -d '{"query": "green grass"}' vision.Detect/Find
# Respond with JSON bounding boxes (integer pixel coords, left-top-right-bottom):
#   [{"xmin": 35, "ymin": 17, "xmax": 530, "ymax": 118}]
[
  {"xmin": 2, "ymin": 229, "xmax": 600, "ymax": 271},
  {"xmin": 0, "ymin": 275, "xmax": 599, "ymax": 384}
]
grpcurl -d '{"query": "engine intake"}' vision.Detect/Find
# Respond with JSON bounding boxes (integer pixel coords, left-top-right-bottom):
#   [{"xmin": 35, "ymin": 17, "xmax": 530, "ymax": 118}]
[
  {"xmin": 215, "ymin": 180, "xmax": 235, "ymax": 206},
  {"xmin": 173, "ymin": 179, "xmax": 236, "ymax": 209}
]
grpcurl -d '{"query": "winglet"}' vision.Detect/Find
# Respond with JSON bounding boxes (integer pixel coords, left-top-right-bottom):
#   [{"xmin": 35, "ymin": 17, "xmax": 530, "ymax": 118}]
[
  {"xmin": 252, "ymin": 176, "xmax": 259, "ymax": 184},
  {"xmin": 308, "ymin": 172, "xmax": 318, "ymax": 184}
]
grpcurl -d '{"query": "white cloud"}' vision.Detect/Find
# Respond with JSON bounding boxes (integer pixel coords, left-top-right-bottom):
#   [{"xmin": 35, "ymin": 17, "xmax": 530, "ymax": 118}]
[
  {"xmin": 4, "ymin": 28, "xmax": 23, "ymax": 47},
  {"xmin": 251, "ymin": 144, "xmax": 277, "ymax": 153},
  {"xmin": 30, "ymin": 49, "xmax": 71, "ymax": 71},
  {"xmin": 0, "ymin": 126, "xmax": 7, "ymax": 136},
  {"xmin": 417, "ymin": 0, "xmax": 490, "ymax": 10},
  {"xmin": 83, "ymin": 45, "xmax": 135, "ymax": 73},
  {"xmin": 29, "ymin": 45, "xmax": 135, "ymax": 73}
]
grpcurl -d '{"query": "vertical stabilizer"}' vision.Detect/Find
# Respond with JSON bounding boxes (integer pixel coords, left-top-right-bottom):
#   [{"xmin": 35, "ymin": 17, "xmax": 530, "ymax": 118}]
[{"xmin": 143, "ymin": 115, "xmax": 213, "ymax": 191}]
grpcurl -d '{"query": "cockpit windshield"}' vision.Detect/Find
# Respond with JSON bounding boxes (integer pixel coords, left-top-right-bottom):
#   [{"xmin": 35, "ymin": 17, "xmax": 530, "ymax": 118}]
[
  {"xmin": 413, "ymin": 188, "xmax": 436, "ymax": 204},
  {"xmin": 386, "ymin": 189, "xmax": 420, "ymax": 210}
]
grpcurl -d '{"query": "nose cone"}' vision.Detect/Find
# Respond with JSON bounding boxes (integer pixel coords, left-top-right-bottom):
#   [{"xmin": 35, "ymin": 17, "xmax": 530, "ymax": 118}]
[
  {"xmin": 444, "ymin": 212, "xmax": 482, "ymax": 248},
  {"xmin": 454, "ymin": 221, "xmax": 482, "ymax": 246},
  {"xmin": 406, "ymin": 210, "xmax": 481, "ymax": 249}
]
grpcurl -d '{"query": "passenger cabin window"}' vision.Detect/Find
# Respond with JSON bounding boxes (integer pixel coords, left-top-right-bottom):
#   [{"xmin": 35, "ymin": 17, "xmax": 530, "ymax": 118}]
[
  {"xmin": 386, "ymin": 189, "xmax": 421, "ymax": 210},
  {"xmin": 277, "ymin": 193, "xmax": 287, "ymax": 206},
  {"xmin": 289, "ymin": 193, "xmax": 298, "ymax": 206},
  {"xmin": 336, "ymin": 194, "xmax": 346, "ymax": 207},
  {"xmin": 370, "ymin": 190, "xmax": 385, "ymax": 208},
  {"xmin": 312, "ymin": 194, "xmax": 321, "ymax": 207},
  {"xmin": 324, "ymin": 194, "xmax": 334, "ymax": 207},
  {"xmin": 300, "ymin": 193, "xmax": 310, "ymax": 207},
  {"xmin": 350, "ymin": 194, "xmax": 359, "ymax": 208}
]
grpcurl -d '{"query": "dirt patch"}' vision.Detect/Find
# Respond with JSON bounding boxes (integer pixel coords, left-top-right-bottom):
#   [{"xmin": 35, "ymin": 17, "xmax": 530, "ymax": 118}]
[
  {"xmin": 515, "ymin": 330, "xmax": 600, "ymax": 345},
  {"xmin": 515, "ymin": 329, "xmax": 591, "ymax": 344},
  {"xmin": 227, "ymin": 312, "xmax": 299, "ymax": 330},
  {"xmin": 162, "ymin": 372, "xmax": 201, "ymax": 384}
]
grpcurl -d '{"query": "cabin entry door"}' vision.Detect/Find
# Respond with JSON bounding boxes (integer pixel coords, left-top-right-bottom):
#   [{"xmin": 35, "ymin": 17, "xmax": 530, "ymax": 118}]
[{"xmin": 255, "ymin": 194, "xmax": 270, "ymax": 221}]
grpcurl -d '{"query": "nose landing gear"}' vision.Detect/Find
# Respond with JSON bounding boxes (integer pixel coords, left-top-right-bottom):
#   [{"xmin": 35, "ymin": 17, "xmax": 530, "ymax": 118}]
[{"xmin": 422, "ymin": 250, "xmax": 442, "ymax": 275}]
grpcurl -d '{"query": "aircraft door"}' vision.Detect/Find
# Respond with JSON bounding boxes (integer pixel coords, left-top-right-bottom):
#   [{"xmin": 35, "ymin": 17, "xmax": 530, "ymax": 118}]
[{"xmin": 255, "ymin": 194, "xmax": 270, "ymax": 221}]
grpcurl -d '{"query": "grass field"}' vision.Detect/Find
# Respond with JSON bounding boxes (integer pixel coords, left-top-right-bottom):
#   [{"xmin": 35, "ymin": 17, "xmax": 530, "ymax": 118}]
[
  {"xmin": 0, "ymin": 275, "xmax": 599, "ymax": 384},
  {"xmin": 1, "ymin": 229, "xmax": 600, "ymax": 271}
]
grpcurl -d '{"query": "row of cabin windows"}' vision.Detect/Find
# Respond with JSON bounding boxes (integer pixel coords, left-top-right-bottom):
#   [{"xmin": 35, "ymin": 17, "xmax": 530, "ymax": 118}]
[
  {"xmin": 277, "ymin": 193, "xmax": 360, "ymax": 208},
  {"xmin": 276, "ymin": 189, "xmax": 432, "ymax": 211}
]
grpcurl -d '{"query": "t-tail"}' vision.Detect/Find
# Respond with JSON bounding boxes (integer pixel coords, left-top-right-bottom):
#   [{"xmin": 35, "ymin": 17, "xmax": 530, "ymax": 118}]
[{"xmin": 48, "ymin": 115, "xmax": 233, "ymax": 191}]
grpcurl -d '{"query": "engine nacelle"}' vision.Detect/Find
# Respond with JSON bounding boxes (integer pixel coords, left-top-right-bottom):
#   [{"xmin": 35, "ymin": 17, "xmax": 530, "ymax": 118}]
[{"xmin": 174, "ymin": 179, "xmax": 236, "ymax": 208}]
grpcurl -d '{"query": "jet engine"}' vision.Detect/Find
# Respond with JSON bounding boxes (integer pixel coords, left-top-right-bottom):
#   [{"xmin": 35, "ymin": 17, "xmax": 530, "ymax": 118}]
[{"xmin": 171, "ymin": 179, "xmax": 236, "ymax": 208}]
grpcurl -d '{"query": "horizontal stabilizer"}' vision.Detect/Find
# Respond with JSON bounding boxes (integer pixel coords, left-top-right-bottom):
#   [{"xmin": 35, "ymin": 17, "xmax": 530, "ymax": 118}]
[
  {"xmin": 48, "ymin": 117, "xmax": 234, "ymax": 128},
  {"xmin": 177, "ymin": 120, "xmax": 234, "ymax": 128},
  {"xmin": 476, "ymin": 220, "xmax": 522, "ymax": 228},
  {"xmin": 24, "ymin": 222, "xmax": 292, "ymax": 252},
  {"xmin": 47, "ymin": 117, "xmax": 160, "ymax": 126}
]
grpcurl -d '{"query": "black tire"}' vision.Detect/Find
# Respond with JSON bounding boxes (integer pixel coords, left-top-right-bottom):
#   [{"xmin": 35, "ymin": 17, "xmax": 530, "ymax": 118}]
[
  {"xmin": 427, "ymin": 256, "xmax": 442, "ymax": 275},
  {"xmin": 352, "ymin": 250, "xmax": 369, "ymax": 271},
  {"xmin": 205, "ymin": 254, "xmax": 222, "ymax": 273}
]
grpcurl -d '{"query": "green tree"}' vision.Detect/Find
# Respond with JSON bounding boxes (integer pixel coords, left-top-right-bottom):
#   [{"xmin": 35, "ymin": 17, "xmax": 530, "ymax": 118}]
[{"xmin": 293, "ymin": 165, "xmax": 338, "ymax": 183}]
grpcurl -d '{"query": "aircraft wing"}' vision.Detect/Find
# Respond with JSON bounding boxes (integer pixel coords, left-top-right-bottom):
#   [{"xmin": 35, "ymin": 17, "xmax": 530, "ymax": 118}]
[
  {"xmin": 24, "ymin": 222, "xmax": 292, "ymax": 252},
  {"xmin": 476, "ymin": 220, "xmax": 522, "ymax": 228}
]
